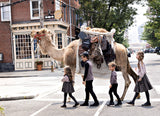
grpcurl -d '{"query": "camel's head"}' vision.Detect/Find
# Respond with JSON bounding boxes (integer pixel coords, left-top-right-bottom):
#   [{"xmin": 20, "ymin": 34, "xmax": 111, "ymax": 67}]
[
  {"xmin": 31, "ymin": 28, "xmax": 53, "ymax": 43},
  {"xmin": 31, "ymin": 28, "xmax": 55, "ymax": 54}
]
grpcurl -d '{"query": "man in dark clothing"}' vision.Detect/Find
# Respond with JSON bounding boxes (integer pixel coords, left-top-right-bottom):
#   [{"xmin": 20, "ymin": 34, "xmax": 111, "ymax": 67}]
[{"xmin": 80, "ymin": 52, "xmax": 99, "ymax": 107}]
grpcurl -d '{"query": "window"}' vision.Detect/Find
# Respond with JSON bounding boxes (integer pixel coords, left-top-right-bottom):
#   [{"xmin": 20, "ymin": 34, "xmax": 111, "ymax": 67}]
[
  {"xmin": 34, "ymin": 39, "xmax": 50, "ymax": 58},
  {"xmin": 30, "ymin": 0, "xmax": 40, "ymax": 19},
  {"xmin": 57, "ymin": 33, "xmax": 62, "ymax": 49},
  {"xmin": 1, "ymin": 3, "xmax": 11, "ymax": 21},
  {"xmin": 15, "ymin": 34, "xmax": 32, "ymax": 59}
]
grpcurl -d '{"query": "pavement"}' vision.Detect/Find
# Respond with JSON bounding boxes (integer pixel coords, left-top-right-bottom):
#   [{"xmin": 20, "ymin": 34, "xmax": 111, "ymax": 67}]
[{"xmin": 0, "ymin": 68, "xmax": 64, "ymax": 101}]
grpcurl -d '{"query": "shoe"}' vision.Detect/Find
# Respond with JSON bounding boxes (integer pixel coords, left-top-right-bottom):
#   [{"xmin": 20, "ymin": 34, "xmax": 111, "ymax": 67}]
[
  {"xmin": 73, "ymin": 103, "xmax": 80, "ymax": 107},
  {"xmin": 90, "ymin": 102, "xmax": 99, "ymax": 107},
  {"xmin": 80, "ymin": 102, "xmax": 89, "ymax": 106},
  {"xmin": 115, "ymin": 101, "xmax": 122, "ymax": 106},
  {"xmin": 127, "ymin": 101, "xmax": 134, "ymax": 106},
  {"xmin": 61, "ymin": 105, "xmax": 66, "ymax": 108},
  {"xmin": 107, "ymin": 102, "xmax": 114, "ymax": 106},
  {"xmin": 141, "ymin": 102, "xmax": 151, "ymax": 106}
]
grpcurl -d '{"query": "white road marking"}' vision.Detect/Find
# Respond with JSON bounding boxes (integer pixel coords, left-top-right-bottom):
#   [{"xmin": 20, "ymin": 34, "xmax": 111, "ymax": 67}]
[
  {"xmin": 30, "ymin": 103, "xmax": 51, "ymax": 116},
  {"xmin": 35, "ymin": 85, "xmax": 61, "ymax": 99},
  {"xmin": 30, "ymin": 98, "xmax": 160, "ymax": 116},
  {"xmin": 94, "ymin": 100, "xmax": 107, "ymax": 116},
  {"xmin": 33, "ymin": 98, "xmax": 160, "ymax": 102},
  {"xmin": 153, "ymin": 85, "xmax": 160, "ymax": 94},
  {"xmin": 94, "ymin": 86, "xmax": 108, "ymax": 94}
]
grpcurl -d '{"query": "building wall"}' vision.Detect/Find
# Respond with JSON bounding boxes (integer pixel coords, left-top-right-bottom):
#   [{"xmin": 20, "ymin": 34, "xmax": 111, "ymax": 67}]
[
  {"xmin": 11, "ymin": 0, "xmax": 30, "ymax": 23},
  {"xmin": 0, "ymin": 1, "xmax": 12, "ymax": 63},
  {"xmin": 0, "ymin": 0, "xmax": 80, "ymax": 71}
]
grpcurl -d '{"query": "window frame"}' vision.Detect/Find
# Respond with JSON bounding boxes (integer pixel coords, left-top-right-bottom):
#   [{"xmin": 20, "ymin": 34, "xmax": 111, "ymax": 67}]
[
  {"xmin": 1, "ymin": 2, "xmax": 11, "ymax": 22},
  {"xmin": 30, "ymin": 0, "xmax": 40, "ymax": 20},
  {"xmin": 57, "ymin": 33, "xmax": 62, "ymax": 49}
]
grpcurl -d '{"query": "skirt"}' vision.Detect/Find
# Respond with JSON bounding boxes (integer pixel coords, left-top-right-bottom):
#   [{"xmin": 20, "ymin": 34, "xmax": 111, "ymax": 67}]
[
  {"xmin": 134, "ymin": 74, "xmax": 153, "ymax": 93},
  {"xmin": 62, "ymin": 82, "xmax": 75, "ymax": 93}
]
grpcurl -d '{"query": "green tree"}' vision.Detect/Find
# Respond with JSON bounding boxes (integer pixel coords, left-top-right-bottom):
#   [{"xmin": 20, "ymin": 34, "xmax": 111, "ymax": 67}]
[
  {"xmin": 142, "ymin": 0, "xmax": 160, "ymax": 47},
  {"xmin": 78, "ymin": 0, "xmax": 142, "ymax": 44},
  {"xmin": 0, "ymin": 106, "xmax": 5, "ymax": 116}
]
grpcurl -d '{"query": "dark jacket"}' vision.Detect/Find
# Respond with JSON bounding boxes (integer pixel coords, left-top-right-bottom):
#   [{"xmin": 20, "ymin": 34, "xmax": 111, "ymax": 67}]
[{"xmin": 83, "ymin": 60, "xmax": 93, "ymax": 81}]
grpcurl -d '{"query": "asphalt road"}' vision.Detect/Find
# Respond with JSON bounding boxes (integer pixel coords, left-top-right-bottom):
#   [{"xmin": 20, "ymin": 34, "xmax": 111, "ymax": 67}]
[{"xmin": 1, "ymin": 53, "xmax": 160, "ymax": 116}]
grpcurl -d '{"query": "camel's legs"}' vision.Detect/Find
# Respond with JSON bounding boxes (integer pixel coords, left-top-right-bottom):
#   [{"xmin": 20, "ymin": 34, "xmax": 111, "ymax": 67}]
[
  {"xmin": 121, "ymin": 70, "xmax": 131, "ymax": 101},
  {"xmin": 128, "ymin": 67, "xmax": 141, "ymax": 99},
  {"xmin": 71, "ymin": 67, "xmax": 76, "ymax": 82},
  {"xmin": 67, "ymin": 67, "xmax": 76, "ymax": 102}
]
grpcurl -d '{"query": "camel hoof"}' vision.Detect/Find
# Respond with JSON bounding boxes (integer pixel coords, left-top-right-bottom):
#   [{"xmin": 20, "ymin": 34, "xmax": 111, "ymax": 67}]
[
  {"xmin": 120, "ymin": 98, "xmax": 124, "ymax": 101},
  {"xmin": 136, "ymin": 94, "xmax": 141, "ymax": 99},
  {"xmin": 67, "ymin": 97, "xmax": 71, "ymax": 102}
]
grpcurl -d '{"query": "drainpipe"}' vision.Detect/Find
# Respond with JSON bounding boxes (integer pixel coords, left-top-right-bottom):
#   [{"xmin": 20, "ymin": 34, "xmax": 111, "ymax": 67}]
[
  {"xmin": 69, "ymin": 0, "xmax": 72, "ymax": 42},
  {"xmin": 40, "ymin": 0, "xmax": 44, "ymax": 28},
  {"xmin": 9, "ymin": 0, "xmax": 14, "ymax": 66}
]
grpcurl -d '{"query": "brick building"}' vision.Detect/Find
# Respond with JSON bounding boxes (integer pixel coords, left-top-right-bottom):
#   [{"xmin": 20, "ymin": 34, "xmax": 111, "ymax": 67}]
[{"xmin": 0, "ymin": 0, "xmax": 80, "ymax": 71}]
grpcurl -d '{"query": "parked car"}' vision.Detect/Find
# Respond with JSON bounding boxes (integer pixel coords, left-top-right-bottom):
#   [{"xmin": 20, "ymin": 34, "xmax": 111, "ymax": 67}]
[
  {"xmin": 149, "ymin": 48, "xmax": 155, "ymax": 53},
  {"xmin": 144, "ymin": 49, "xmax": 150, "ymax": 53},
  {"xmin": 155, "ymin": 47, "xmax": 160, "ymax": 53}
]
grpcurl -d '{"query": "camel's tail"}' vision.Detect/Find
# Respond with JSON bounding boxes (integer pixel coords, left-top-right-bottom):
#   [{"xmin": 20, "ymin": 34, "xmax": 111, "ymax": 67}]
[{"xmin": 127, "ymin": 58, "xmax": 138, "ymax": 83}]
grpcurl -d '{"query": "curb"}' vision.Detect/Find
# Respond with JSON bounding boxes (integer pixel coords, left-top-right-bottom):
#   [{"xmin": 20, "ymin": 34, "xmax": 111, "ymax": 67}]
[{"xmin": 0, "ymin": 94, "xmax": 38, "ymax": 101}]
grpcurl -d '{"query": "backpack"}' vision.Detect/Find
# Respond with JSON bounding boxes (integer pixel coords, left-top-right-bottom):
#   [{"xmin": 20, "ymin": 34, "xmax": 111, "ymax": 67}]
[
  {"xmin": 81, "ymin": 36, "xmax": 91, "ymax": 51},
  {"xmin": 78, "ymin": 31, "xmax": 91, "ymax": 51}
]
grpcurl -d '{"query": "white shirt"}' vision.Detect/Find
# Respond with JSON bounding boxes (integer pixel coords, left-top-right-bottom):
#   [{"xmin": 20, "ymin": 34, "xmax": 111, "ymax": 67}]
[{"xmin": 138, "ymin": 61, "xmax": 146, "ymax": 78}]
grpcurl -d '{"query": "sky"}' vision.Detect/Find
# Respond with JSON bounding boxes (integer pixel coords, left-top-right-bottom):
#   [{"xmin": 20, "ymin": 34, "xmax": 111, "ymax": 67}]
[{"xmin": 128, "ymin": 1, "xmax": 148, "ymax": 44}]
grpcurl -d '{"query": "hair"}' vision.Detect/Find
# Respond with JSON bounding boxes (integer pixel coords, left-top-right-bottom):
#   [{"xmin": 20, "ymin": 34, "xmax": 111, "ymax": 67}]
[
  {"xmin": 64, "ymin": 66, "xmax": 73, "ymax": 82},
  {"xmin": 137, "ymin": 51, "xmax": 144, "ymax": 69},
  {"xmin": 82, "ymin": 55, "xmax": 89, "ymax": 59},
  {"xmin": 108, "ymin": 62, "xmax": 116, "ymax": 67},
  {"xmin": 81, "ymin": 52, "xmax": 89, "ymax": 59}
]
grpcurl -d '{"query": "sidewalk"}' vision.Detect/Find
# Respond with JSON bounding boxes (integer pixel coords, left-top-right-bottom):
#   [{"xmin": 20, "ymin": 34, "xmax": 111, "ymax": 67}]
[{"xmin": 0, "ymin": 69, "xmax": 64, "ymax": 101}]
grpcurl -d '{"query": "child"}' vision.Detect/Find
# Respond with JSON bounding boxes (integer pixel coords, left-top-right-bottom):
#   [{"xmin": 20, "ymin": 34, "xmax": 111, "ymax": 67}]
[
  {"xmin": 61, "ymin": 66, "xmax": 79, "ymax": 108},
  {"xmin": 127, "ymin": 51, "xmax": 152, "ymax": 106},
  {"xmin": 80, "ymin": 52, "xmax": 99, "ymax": 106},
  {"xmin": 107, "ymin": 62, "xmax": 122, "ymax": 106}
]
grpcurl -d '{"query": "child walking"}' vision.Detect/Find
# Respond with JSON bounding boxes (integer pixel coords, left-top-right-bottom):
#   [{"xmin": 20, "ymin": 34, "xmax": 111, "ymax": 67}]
[
  {"xmin": 107, "ymin": 62, "xmax": 122, "ymax": 106},
  {"xmin": 61, "ymin": 66, "xmax": 79, "ymax": 108},
  {"xmin": 127, "ymin": 51, "xmax": 153, "ymax": 106}
]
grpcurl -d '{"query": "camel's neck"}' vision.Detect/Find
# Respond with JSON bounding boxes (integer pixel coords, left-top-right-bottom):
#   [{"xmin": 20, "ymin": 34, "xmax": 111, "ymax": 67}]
[{"xmin": 46, "ymin": 44, "xmax": 65, "ymax": 61}]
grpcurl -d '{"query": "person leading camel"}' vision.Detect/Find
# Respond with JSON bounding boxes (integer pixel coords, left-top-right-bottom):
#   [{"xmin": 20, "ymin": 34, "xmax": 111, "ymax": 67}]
[
  {"xmin": 80, "ymin": 52, "xmax": 99, "ymax": 107},
  {"xmin": 127, "ymin": 51, "xmax": 153, "ymax": 106}
]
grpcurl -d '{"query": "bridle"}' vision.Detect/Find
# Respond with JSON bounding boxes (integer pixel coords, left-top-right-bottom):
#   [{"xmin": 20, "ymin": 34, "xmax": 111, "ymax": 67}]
[{"xmin": 34, "ymin": 34, "xmax": 45, "ymax": 40}]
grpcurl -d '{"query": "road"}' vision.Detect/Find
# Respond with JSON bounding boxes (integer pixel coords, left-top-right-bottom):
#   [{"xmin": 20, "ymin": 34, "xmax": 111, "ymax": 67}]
[{"xmin": 0, "ymin": 53, "xmax": 160, "ymax": 116}]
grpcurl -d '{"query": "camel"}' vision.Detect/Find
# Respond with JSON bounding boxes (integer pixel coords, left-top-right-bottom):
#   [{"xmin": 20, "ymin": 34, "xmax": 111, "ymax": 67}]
[{"xmin": 31, "ymin": 28, "xmax": 138, "ymax": 100}]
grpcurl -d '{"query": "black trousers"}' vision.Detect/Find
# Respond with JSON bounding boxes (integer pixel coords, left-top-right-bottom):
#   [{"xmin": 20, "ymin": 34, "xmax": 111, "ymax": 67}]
[
  {"xmin": 84, "ymin": 80, "xmax": 98, "ymax": 103},
  {"xmin": 132, "ymin": 91, "xmax": 150, "ymax": 103},
  {"xmin": 109, "ymin": 84, "xmax": 121, "ymax": 102},
  {"xmin": 63, "ymin": 93, "xmax": 78, "ymax": 105}
]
